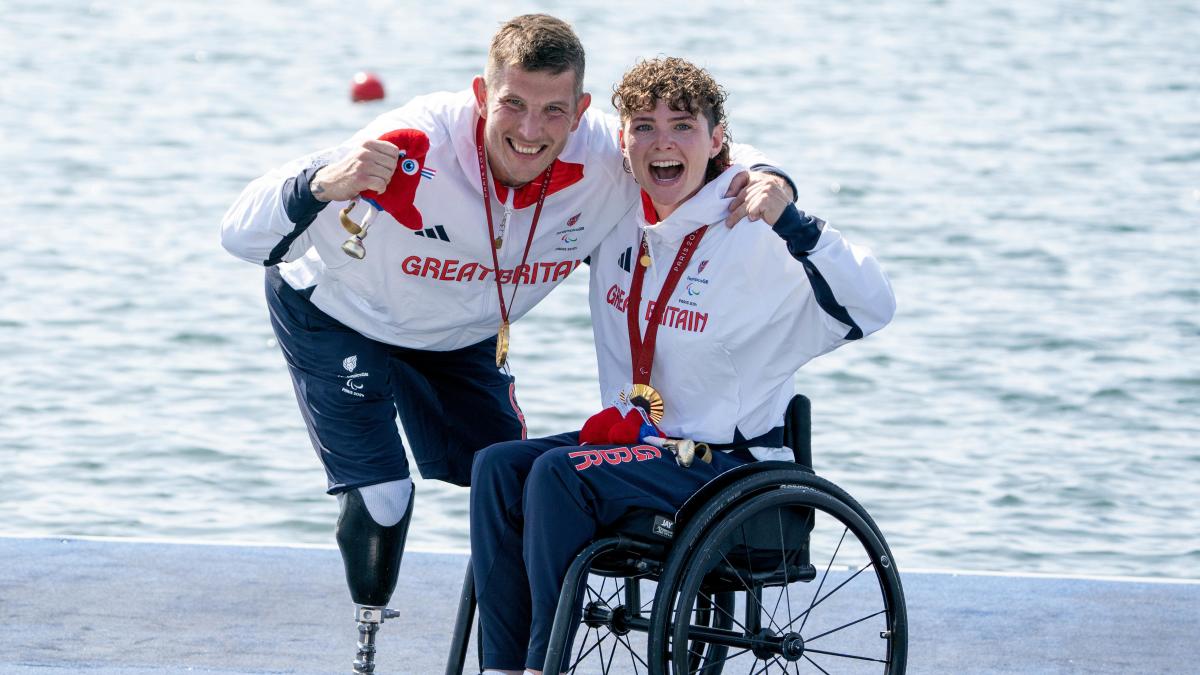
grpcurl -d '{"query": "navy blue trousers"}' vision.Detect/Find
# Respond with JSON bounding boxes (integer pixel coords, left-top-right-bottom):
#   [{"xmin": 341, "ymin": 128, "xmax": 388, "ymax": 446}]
[
  {"xmin": 265, "ymin": 267, "xmax": 526, "ymax": 491},
  {"xmin": 470, "ymin": 433, "xmax": 752, "ymax": 671}
]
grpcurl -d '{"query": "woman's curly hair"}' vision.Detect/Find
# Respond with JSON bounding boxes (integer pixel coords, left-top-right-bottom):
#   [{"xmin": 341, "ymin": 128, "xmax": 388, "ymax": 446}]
[{"xmin": 612, "ymin": 57, "xmax": 731, "ymax": 183}]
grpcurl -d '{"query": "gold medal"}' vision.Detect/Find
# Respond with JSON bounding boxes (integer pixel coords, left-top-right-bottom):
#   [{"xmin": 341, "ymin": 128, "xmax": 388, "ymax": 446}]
[
  {"xmin": 639, "ymin": 254, "xmax": 651, "ymax": 267},
  {"xmin": 494, "ymin": 236, "xmax": 504, "ymax": 249},
  {"xmin": 495, "ymin": 320, "xmax": 510, "ymax": 368},
  {"xmin": 619, "ymin": 383, "xmax": 665, "ymax": 425}
]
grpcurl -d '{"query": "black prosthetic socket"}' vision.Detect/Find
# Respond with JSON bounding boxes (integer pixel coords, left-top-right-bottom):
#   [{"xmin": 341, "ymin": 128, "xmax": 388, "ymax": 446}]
[{"xmin": 335, "ymin": 486, "xmax": 415, "ymax": 607}]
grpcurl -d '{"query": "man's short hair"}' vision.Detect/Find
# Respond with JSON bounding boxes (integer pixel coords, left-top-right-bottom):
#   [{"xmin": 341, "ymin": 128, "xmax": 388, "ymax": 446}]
[{"xmin": 487, "ymin": 14, "xmax": 586, "ymax": 96}]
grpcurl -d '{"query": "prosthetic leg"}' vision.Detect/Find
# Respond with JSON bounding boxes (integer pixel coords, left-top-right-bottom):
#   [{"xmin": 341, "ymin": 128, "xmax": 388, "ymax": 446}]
[{"xmin": 336, "ymin": 482, "xmax": 415, "ymax": 674}]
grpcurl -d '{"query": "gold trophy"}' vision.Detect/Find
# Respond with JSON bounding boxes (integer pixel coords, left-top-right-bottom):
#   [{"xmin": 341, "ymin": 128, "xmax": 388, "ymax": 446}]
[
  {"xmin": 644, "ymin": 436, "xmax": 712, "ymax": 468},
  {"xmin": 340, "ymin": 199, "xmax": 380, "ymax": 259}
]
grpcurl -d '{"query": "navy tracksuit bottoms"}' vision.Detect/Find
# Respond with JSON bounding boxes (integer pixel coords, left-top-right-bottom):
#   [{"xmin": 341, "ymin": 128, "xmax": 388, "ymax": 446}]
[
  {"xmin": 265, "ymin": 267, "xmax": 526, "ymax": 491},
  {"xmin": 469, "ymin": 432, "xmax": 752, "ymax": 672}
]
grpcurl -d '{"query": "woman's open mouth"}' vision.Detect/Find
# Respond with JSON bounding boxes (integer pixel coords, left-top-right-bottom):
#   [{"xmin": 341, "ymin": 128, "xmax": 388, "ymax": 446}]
[{"xmin": 649, "ymin": 160, "xmax": 684, "ymax": 183}]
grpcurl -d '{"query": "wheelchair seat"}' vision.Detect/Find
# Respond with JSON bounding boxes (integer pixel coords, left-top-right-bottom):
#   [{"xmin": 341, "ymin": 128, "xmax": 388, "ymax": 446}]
[
  {"xmin": 580, "ymin": 395, "xmax": 819, "ymax": 609},
  {"xmin": 595, "ymin": 393, "xmax": 814, "ymax": 549}
]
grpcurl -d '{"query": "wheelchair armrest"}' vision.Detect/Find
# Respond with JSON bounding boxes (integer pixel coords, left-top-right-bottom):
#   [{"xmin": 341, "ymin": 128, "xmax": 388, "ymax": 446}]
[{"xmin": 784, "ymin": 394, "xmax": 812, "ymax": 469}]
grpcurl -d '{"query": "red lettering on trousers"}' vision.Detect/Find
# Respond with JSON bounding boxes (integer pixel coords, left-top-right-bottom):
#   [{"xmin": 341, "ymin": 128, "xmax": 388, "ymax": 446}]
[{"xmin": 570, "ymin": 444, "xmax": 663, "ymax": 471}]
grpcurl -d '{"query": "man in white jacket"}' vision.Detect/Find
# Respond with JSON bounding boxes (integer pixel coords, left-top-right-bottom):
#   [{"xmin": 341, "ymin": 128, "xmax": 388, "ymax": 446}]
[{"xmin": 219, "ymin": 14, "xmax": 793, "ymax": 669}]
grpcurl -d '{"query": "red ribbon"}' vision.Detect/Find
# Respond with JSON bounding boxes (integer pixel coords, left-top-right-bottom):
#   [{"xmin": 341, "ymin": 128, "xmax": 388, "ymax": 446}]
[
  {"xmin": 475, "ymin": 118, "xmax": 553, "ymax": 325},
  {"xmin": 626, "ymin": 224, "xmax": 708, "ymax": 385}
]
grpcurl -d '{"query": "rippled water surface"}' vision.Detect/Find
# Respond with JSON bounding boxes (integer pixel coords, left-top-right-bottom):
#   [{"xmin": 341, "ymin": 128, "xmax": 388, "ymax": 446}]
[{"xmin": 2, "ymin": 0, "xmax": 1197, "ymax": 578}]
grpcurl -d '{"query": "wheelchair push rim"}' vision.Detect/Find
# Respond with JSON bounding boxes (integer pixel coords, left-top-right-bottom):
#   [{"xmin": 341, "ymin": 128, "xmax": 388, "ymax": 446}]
[{"xmin": 665, "ymin": 485, "xmax": 907, "ymax": 674}]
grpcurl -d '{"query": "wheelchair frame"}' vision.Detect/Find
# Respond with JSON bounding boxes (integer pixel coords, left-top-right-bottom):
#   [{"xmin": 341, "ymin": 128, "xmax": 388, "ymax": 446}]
[{"xmin": 446, "ymin": 395, "xmax": 907, "ymax": 674}]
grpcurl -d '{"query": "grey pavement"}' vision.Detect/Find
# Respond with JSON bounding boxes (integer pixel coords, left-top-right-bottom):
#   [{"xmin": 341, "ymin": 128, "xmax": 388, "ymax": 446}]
[{"xmin": 1, "ymin": 536, "xmax": 1196, "ymax": 674}]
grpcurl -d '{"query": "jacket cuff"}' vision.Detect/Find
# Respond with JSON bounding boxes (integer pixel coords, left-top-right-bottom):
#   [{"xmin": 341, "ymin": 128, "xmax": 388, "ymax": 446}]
[
  {"xmin": 772, "ymin": 203, "xmax": 825, "ymax": 258},
  {"xmin": 282, "ymin": 166, "xmax": 330, "ymax": 223},
  {"xmin": 265, "ymin": 166, "xmax": 329, "ymax": 266}
]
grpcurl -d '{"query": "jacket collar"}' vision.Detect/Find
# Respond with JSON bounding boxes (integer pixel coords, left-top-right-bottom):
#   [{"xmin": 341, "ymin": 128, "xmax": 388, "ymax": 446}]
[{"xmin": 638, "ymin": 164, "xmax": 746, "ymax": 244}]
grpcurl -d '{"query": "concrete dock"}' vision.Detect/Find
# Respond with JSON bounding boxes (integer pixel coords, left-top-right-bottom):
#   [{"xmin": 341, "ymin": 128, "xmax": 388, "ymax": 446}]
[{"xmin": 1, "ymin": 535, "xmax": 1196, "ymax": 673}]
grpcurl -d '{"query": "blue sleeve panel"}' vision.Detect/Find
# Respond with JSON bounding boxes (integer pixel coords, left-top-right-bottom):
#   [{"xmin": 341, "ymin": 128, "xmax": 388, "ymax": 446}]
[
  {"xmin": 773, "ymin": 204, "xmax": 864, "ymax": 341},
  {"xmin": 265, "ymin": 166, "xmax": 328, "ymax": 266},
  {"xmin": 748, "ymin": 163, "xmax": 799, "ymax": 202},
  {"xmin": 771, "ymin": 203, "xmax": 824, "ymax": 257}
]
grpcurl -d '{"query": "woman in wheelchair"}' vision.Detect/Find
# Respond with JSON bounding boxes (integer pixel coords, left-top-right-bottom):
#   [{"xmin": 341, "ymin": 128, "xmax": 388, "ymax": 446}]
[{"xmin": 469, "ymin": 57, "xmax": 896, "ymax": 675}]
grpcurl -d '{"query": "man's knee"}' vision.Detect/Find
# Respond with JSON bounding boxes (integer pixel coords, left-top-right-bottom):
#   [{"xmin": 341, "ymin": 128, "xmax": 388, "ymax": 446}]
[
  {"xmin": 471, "ymin": 441, "xmax": 534, "ymax": 486},
  {"xmin": 526, "ymin": 448, "xmax": 584, "ymax": 501}
]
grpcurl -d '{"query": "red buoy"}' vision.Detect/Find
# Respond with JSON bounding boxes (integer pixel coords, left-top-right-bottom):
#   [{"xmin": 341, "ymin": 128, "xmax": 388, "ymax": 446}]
[{"xmin": 350, "ymin": 71, "xmax": 385, "ymax": 102}]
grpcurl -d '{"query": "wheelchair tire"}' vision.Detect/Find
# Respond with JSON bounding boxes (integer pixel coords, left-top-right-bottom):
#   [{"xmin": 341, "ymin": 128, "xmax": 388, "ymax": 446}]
[{"xmin": 649, "ymin": 471, "xmax": 907, "ymax": 674}]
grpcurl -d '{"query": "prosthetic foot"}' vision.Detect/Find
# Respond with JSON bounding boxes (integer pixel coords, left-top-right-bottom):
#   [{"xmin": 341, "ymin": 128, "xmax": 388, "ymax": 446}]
[{"xmin": 336, "ymin": 483, "xmax": 415, "ymax": 674}]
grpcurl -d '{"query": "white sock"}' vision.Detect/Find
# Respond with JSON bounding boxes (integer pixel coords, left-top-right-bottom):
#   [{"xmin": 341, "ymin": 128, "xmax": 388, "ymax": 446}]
[{"xmin": 357, "ymin": 478, "xmax": 413, "ymax": 527}]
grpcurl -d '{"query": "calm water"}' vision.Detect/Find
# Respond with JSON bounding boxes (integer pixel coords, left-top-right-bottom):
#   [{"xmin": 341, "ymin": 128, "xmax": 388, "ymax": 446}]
[{"xmin": 2, "ymin": 0, "xmax": 1197, "ymax": 579}]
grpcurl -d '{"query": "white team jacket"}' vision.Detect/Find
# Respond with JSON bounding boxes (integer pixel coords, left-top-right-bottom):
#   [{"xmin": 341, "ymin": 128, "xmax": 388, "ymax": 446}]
[
  {"xmin": 588, "ymin": 165, "xmax": 896, "ymax": 455},
  {"xmin": 220, "ymin": 90, "xmax": 770, "ymax": 351}
]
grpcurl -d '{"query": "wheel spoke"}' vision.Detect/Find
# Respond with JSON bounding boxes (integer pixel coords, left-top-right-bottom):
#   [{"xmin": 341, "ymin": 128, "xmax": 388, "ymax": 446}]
[
  {"xmin": 737, "ymin": 526, "xmax": 782, "ymax": 634},
  {"xmin": 799, "ymin": 526, "xmax": 847, "ymax": 635},
  {"xmin": 584, "ymin": 581, "xmax": 601, "ymax": 605},
  {"xmin": 716, "ymin": 550, "xmax": 758, "ymax": 597},
  {"xmin": 617, "ymin": 632, "xmax": 649, "ymax": 673},
  {"xmin": 601, "ymin": 624, "xmax": 619, "ymax": 673},
  {"xmin": 570, "ymin": 626, "xmax": 609, "ymax": 672},
  {"xmin": 603, "ymin": 579, "xmax": 625, "ymax": 607},
  {"xmin": 803, "ymin": 608, "xmax": 888, "ymax": 643},
  {"xmin": 781, "ymin": 560, "xmax": 874, "ymax": 633},
  {"xmin": 567, "ymin": 625, "xmax": 594, "ymax": 673},
  {"xmin": 682, "ymin": 646, "xmax": 753, "ymax": 674},
  {"xmin": 768, "ymin": 509, "xmax": 792, "ymax": 628},
  {"xmin": 803, "ymin": 653, "xmax": 832, "ymax": 675},
  {"xmin": 752, "ymin": 657, "xmax": 781, "ymax": 675},
  {"xmin": 803, "ymin": 646, "xmax": 889, "ymax": 664},
  {"xmin": 642, "ymin": 595, "xmax": 656, "ymax": 612},
  {"xmin": 692, "ymin": 575, "xmax": 751, "ymax": 634}
]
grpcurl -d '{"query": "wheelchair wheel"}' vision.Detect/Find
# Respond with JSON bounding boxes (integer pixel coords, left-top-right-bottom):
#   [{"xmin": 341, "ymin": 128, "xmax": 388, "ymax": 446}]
[
  {"xmin": 558, "ymin": 573, "xmax": 655, "ymax": 674},
  {"xmin": 651, "ymin": 473, "xmax": 906, "ymax": 674},
  {"xmin": 555, "ymin": 572, "xmax": 738, "ymax": 674}
]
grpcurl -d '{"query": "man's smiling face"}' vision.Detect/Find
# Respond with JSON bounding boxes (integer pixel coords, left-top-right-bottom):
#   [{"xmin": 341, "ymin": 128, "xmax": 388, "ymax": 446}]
[{"xmin": 473, "ymin": 64, "xmax": 591, "ymax": 188}]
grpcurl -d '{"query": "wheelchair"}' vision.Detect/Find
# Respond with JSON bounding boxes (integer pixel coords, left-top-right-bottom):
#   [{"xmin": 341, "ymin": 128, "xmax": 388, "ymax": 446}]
[{"xmin": 446, "ymin": 395, "xmax": 907, "ymax": 674}]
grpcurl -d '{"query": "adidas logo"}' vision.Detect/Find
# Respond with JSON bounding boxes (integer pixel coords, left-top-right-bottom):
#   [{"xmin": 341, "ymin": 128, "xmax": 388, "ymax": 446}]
[
  {"xmin": 414, "ymin": 225, "xmax": 451, "ymax": 242},
  {"xmin": 618, "ymin": 246, "xmax": 632, "ymax": 272}
]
